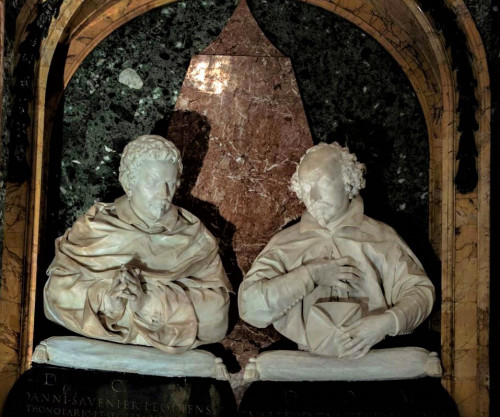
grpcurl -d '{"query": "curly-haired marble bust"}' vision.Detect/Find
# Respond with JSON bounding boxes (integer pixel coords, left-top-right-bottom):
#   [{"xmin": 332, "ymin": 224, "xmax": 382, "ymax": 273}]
[
  {"xmin": 45, "ymin": 135, "xmax": 232, "ymax": 353},
  {"xmin": 239, "ymin": 142, "xmax": 434, "ymax": 359}
]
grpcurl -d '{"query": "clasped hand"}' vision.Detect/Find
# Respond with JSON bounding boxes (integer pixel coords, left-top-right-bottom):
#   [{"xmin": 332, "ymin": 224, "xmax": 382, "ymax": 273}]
[
  {"xmin": 104, "ymin": 266, "xmax": 150, "ymax": 316},
  {"xmin": 335, "ymin": 313, "xmax": 396, "ymax": 359},
  {"xmin": 305, "ymin": 256, "xmax": 363, "ymax": 294}
]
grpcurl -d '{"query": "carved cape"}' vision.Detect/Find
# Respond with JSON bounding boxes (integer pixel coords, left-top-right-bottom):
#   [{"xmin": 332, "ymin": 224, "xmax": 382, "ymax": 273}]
[{"xmin": 45, "ymin": 196, "xmax": 232, "ymax": 353}]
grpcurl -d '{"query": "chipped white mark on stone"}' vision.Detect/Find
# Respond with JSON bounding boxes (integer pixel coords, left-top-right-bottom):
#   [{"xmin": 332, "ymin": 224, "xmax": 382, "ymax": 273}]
[
  {"xmin": 397, "ymin": 167, "xmax": 402, "ymax": 174},
  {"xmin": 398, "ymin": 179, "xmax": 406, "ymax": 184},
  {"xmin": 152, "ymin": 87, "xmax": 162, "ymax": 100},
  {"xmin": 71, "ymin": 160, "xmax": 81, "ymax": 165},
  {"xmin": 373, "ymin": 102, "xmax": 380, "ymax": 110},
  {"xmin": 96, "ymin": 59, "xmax": 105, "ymax": 67},
  {"xmin": 118, "ymin": 68, "xmax": 143, "ymax": 90},
  {"xmin": 362, "ymin": 86, "xmax": 368, "ymax": 93},
  {"xmin": 103, "ymin": 156, "xmax": 111, "ymax": 162},
  {"xmin": 60, "ymin": 187, "xmax": 67, "ymax": 194},
  {"xmin": 399, "ymin": 203, "xmax": 406, "ymax": 211},
  {"xmin": 399, "ymin": 153, "xmax": 407, "ymax": 159},
  {"xmin": 421, "ymin": 192, "xmax": 428, "ymax": 200},
  {"xmin": 104, "ymin": 145, "xmax": 115, "ymax": 153},
  {"xmin": 95, "ymin": 166, "xmax": 101, "ymax": 171}
]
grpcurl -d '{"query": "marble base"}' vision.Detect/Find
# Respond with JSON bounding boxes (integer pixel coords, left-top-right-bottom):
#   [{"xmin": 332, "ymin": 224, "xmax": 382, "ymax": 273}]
[
  {"xmin": 32, "ymin": 336, "xmax": 230, "ymax": 380},
  {"xmin": 239, "ymin": 378, "xmax": 458, "ymax": 417},
  {"xmin": 243, "ymin": 347, "xmax": 442, "ymax": 382},
  {"xmin": 4, "ymin": 365, "xmax": 236, "ymax": 417}
]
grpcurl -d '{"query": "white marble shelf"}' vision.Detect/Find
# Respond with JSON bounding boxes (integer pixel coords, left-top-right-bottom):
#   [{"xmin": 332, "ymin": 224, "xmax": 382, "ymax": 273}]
[
  {"xmin": 33, "ymin": 336, "xmax": 230, "ymax": 380},
  {"xmin": 243, "ymin": 347, "xmax": 442, "ymax": 382}
]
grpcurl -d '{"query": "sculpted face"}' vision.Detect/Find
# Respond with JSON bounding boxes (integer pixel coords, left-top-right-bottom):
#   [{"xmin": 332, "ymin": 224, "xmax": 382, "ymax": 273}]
[
  {"xmin": 298, "ymin": 151, "xmax": 350, "ymax": 227},
  {"xmin": 129, "ymin": 159, "xmax": 178, "ymax": 225}
]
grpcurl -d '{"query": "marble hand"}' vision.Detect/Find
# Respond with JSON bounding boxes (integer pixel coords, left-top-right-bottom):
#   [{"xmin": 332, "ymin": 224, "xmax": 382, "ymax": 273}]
[
  {"xmin": 103, "ymin": 271, "xmax": 127, "ymax": 316},
  {"xmin": 305, "ymin": 256, "xmax": 363, "ymax": 291},
  {"xmin": 119, "ymin": 268, "xmax": 150, "ymax": 313},
  {"xmin": 336, "ymin": 313, "xmax": 396, "ymax": 359}
]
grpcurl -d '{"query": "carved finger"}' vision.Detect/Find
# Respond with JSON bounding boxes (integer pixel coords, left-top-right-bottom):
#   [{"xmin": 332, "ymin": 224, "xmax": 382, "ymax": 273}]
[
  {"xmin": 341, "ymin": 319, "xmax": 363, "ymax": 333},
  {"xmin": 338, "ymin": 338, "xmax": 365, "ymax": 358},
  {"xmin": 336, "ymin": 280, "xmax": 351, "ymax": 290},
  {"xmin": 337, "ymin": 273, "xmax": 362, "ymax": 284},
  {"xmin": 118, "ymin": 292, "xmax": 137, "ymax": 300},
  {"xmin": 337, "ymin": 335, "xmax": 357, "ymax": 351},
  {"xmin": 122, "ymin": 271, "xmax": 140, "ymax": 284},
  {"xmin": 340, "ymin": 266, "xmax": 363, "ymax": 277},
  {"xmin": 347, "ymin": 345, "xmax": 371, "ymax": 360},
  {"xmin": 335, "ymin": 331, "xmax": 353, "ymax": 345}
]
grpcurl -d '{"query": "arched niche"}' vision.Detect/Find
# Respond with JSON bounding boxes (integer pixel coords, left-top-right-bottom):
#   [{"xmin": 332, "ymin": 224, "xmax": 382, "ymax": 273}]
[{"xmin": 0, "ymin": 0, "xmax": 490, "ymax": 415}]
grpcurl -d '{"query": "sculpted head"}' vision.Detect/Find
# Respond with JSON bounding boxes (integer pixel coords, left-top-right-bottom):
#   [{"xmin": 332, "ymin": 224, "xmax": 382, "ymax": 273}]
[
  {"xmin": 290, "ymin": 142, "xmax": 366, "ymax": 226},
  {"xmin": 119, "ymin": 135, "xmax": 183, "ymax": 224}
]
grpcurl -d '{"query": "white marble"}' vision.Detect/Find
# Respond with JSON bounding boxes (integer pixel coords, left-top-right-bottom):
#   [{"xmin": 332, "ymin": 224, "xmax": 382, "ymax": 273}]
[
  {"xmin": 44, "ymin": 135, "xmax": 232, "ymax": 354},
  {"xmin": 239, "ymin": 143, "xmax": 435, "ymax": 359},
  {"xmin": 243, "ymin": 348, "xmax": 442, "ymax": 381},
  {"xmin": 33, "ymin": 336, "xmax": 230, "ymax": 380}
]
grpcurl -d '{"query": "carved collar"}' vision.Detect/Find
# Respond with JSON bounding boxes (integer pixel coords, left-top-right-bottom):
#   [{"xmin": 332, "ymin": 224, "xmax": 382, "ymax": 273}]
[
  {"xmin": 113, "ymin": 195, "xmax": 179, "ymax": 233},
  {"xmin": 300, "ymin": 195, "xmax": 364, "ymax": 235}
]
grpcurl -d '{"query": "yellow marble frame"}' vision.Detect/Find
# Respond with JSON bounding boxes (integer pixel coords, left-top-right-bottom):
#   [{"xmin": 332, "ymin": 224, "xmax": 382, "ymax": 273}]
[{"xmin": 0, "ymin": 0, "xmax": 490, "ymax": 415}]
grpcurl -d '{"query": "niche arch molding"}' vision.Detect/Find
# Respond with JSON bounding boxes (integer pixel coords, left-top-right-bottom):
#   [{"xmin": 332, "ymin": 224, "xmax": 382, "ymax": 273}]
[{"xmin": 0, "ymin": 0, "xmax": 490, "ymax": 415}]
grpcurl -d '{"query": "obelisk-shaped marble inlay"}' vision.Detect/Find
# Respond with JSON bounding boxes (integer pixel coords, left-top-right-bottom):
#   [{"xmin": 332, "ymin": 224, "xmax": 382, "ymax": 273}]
[{"xmin": 170, "ymin": 0, "xmax": 313, "ymax": 275}]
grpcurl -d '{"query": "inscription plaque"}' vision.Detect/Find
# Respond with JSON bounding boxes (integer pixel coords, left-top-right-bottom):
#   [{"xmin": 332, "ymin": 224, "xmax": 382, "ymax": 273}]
[
  {"xmin": 239, "ymin": 379, "xmax": 458, "ymax": 417},
  {"xmin": 4, "ymin": 365, "xmax": 236, "ymax": 417}
]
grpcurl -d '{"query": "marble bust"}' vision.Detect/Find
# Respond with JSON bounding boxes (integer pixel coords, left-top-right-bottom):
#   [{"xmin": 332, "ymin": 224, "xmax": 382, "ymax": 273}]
[
  {"xmin": 239, "ymin": 142, "xmax": 435, "ymax": 359},
  {"xmin": 44, "ymin": 135, "xmax": 233, "ymax": 354}
]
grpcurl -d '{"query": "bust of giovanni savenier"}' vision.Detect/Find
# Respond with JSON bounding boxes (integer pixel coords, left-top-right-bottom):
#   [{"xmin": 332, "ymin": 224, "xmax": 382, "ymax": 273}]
[{"xmin": 45, "ymin": 135, "xmax": 232, "ymax": 353}]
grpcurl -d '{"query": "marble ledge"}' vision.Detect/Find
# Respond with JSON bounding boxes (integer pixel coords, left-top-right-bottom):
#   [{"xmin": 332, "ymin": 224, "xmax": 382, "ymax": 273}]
[{"xmin": 454, "ymin": 302, "xmax": 478, "ymax": 351}]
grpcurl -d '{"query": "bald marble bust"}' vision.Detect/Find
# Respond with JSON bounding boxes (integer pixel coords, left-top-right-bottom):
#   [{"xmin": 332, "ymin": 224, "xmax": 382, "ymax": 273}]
[
  {"xmin": 44, "ymin": 135, "xmax": 232, "ymax": 354},
  {"xmin": 239, "ymin": 142, "xmax": 435, "ymax": 359}
]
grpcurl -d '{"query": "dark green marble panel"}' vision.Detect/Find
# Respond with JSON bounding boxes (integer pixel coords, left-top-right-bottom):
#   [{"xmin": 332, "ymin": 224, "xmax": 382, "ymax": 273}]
[{"xmin": 54, "ymin": 0, "xmax": 429, "ymax": 249}]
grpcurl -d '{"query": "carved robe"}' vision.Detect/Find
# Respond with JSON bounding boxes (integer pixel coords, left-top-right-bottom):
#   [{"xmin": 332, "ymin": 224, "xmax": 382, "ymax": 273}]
[
  {"xmin": 239, "ymin": 196, "xmax": 435, "ymax": 353},
  {"xmin": 45, "ymin": 196, "xmax": 232, "ymax": 353}
]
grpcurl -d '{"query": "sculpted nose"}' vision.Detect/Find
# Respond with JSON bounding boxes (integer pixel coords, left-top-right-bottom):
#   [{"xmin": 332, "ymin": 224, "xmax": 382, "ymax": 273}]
[
  {"xmin": 310, "ymin": 185, "xmax": 321, "ymax": 202},
  {"xmin": 156, "ymin": 184, "xmax": 168, "ymax": 199}
]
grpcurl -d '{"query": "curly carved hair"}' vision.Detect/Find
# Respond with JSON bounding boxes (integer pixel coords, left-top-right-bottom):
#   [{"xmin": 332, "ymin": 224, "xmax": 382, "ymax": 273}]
[
  {"xmin": 290, "ymin": 142, "xmax": 366, "ymax": 200},
  {"xmin": 119, "ymin": 135, "xmax": 183, "ymax": 196}
]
